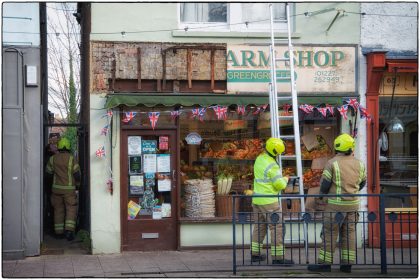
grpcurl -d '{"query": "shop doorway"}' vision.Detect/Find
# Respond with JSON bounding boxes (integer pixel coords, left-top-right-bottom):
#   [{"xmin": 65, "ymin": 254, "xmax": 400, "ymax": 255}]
[
  {"xmin": 42, "ymin": 124, "xmax": 90, "ymax": 255},
  {"xmin": 121, "ymin": 129, "xmax": 178, "ymax": 251}
]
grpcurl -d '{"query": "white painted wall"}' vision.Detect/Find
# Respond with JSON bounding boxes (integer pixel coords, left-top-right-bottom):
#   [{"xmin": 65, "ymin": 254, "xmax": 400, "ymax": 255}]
[
  {"xmin": 2, "ymin": 3, "xmax": 40, "ymax": 46},
  {"xmin": 90, "ymin": 95, "xmax": 121, "ymax": 254},
  {"xmin": 361, "ymin": 3, "xmax": 418, "ymax": 52}
]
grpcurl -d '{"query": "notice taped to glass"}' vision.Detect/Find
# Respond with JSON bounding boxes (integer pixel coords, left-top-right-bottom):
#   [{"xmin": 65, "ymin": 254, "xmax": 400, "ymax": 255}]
[{"xmin": 129, "ymin": 156, "xmax": 142, "ymax": 174}]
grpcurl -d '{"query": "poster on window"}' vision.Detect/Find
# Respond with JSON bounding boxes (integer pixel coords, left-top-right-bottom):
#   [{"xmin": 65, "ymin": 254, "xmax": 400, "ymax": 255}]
[
  {"xmin": 128, "ymin": 136, "xmax": 142, "ymax": 155},
  {"xmin": 157, "ymin": 154, "xmax": 171, "ymax": 173},
  {"xmin": 159, "ymin": 136, "xmax": 169, "ymax": 150},
  {"xmin": 129, "ymin": 156, "xmax": 142, "ymax": 174},
  {"xmin": 129, "ymin": 175, "xmax": 144, "ymax": 195},
  {"xmin": 143, "ymin": 154, "xmax": 157, "ymax": 173},
  {"xmin": 128, "ymin": 200, "xmax": 141, "ymax": 220},
  {"xmin": 142, "ymin": 140, "xmax": 157, "ymax": 154},
  {"xmin": 157, "ymin": 173, "xmax": 171, "ymax": 192}
]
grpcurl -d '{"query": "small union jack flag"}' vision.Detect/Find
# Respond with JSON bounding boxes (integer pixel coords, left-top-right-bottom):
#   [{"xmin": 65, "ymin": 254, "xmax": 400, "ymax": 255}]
[
  {"xmin": 96, "ymin": 146, "xmax": 106, "ymax": 158},
  {"xmin": 170, "ymin": 110, "xmax": 182, "ymax": 120},
  {"xmin": 359, "ymin": 105, "xmax": 372, "ymax": 121},
  {"xmin": 283, "ymin": 104, "xmax": 292, "ymax": 113},
  {"xmin": 101, "ymin": 110, "xmax": 113, "ymax": 119},
  {"xmin": 299, "ymin": 104, "xmax": 314, "ymax": 114},
  {"xmin": 122, "ymin": 112, "xmax": 137, "ymax": 123},
  {"xmin": 325, "ymin": 104, "xmax": 335, "ymax": 116},
  {"xmin": 236, "ymin": 105, "xmax": 246, "ymax": 115},
  {"xmin": 212, "ymin": 105, "xmax": 228, "ymax": 120},
  {"xmin": 338, "ymin": 105, "xmax": 349, "ymax": 120},
  {"xmin": 101, "ymin": 125, "xmax": 109, "ymax": 136},
  {"xmin": 346, "ymin": 98, "xmax": 360, "ymax": 111},
  {"xmin": 148, "ymin": 112, "xmax": 160, "ymax": 130},
  {"xmin": 253, "ymin": 104, "xmax": 268, "ymax": 115},
  {"xmin": 317, "ymin": 107, "xmax": 329, "ymax": 118},
  {"xmin": 191, "ymin": 107, "xmax": 206, "ymax": 121}
]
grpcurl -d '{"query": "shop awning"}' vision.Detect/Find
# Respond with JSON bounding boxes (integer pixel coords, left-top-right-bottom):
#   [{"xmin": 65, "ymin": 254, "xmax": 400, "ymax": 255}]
[{"xmin": 105, "ymin": 93, "xmax": 352, "ymax": 109}]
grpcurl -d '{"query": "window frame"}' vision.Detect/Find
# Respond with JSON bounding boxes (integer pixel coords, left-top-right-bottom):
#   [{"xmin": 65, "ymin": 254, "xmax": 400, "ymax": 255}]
[{"xmin": 178, "ymin": 3, "xmax": 289, "ymax": 33}]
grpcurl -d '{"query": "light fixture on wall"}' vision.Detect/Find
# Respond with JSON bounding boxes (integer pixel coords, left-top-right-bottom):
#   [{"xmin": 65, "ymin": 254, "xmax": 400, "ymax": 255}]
[{"xmin": 387, "ymin": 116, "xmax": 405, "ymax": 133}]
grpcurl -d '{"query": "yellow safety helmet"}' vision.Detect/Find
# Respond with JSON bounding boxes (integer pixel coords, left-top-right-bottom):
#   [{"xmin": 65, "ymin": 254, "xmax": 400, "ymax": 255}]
[
  {"xmin": 334, "ymin": 133, "xmax": 355, "ymax": 153},
  {"xmin": 58, "ymin": 137, "xmax": 71, "ymax": 150},
  {"xmin": 265, "ymin": 137, "xmax": 285, "ymax": 157}
]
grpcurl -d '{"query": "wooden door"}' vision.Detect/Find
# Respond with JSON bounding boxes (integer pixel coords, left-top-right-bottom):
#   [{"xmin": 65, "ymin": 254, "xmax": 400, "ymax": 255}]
[{"xmin": 121, "ymin": 129, "xmax": 178, "ymax": 251}]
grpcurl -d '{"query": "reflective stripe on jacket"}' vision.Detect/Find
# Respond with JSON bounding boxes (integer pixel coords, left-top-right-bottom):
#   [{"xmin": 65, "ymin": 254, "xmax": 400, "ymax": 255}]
[
  {"xmin": 252, "ymin": 152, "xmax": 288, "ymax": 205},
  {"xmin": 46, "ymin": 152, "xmax": 80, "ymax": 192},
  {"xmin": 322, "ymin": 154, "xmax": 366, "ymax": 206}
]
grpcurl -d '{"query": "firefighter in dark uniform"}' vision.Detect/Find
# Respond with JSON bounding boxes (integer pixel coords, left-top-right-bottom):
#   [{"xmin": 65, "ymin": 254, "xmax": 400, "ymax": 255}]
[
  {"xmin": 46, "ymin": 137, "xmax": 81, "ymax": 241},
  {"xmin": 308, "ymin": 133, "xmax": 366, "ymax": 273},
  {"xmin": 251, "ymin": 137, "xmax": 294, "ymax": 265}
]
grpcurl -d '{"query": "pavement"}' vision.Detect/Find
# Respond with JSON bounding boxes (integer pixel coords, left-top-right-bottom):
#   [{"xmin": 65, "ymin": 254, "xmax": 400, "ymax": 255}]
[{"xmin": 2, "ymin": 248, "xmax": 418, "ymax": 278}]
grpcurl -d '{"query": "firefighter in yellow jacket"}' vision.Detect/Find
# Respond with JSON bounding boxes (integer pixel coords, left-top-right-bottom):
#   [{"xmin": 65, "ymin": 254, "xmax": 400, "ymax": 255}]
[
  {"xmin": 251, "ymin": 137, "xmax": 294, "ymax": 265},
  {"xmin": 308, "ymin": 133, "xmax": 366, "ymax": 273},
  {"xmin": 46, "ymin": 137, "xmax": 81, "ymax": 241}
]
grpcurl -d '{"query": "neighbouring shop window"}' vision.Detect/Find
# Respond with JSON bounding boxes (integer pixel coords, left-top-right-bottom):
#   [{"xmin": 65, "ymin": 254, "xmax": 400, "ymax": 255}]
[
  {"xmin": 179, "ymin": 103, "xmax": 341, "ymax": 221},
  {"xmin": 379, "ymin": 96, "xmax": 418, "ymax": 209}
]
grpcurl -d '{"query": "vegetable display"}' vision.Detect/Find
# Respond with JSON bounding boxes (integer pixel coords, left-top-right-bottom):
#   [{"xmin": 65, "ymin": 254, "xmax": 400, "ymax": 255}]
[{"xmin": 202, "ymin": 139, "xmax": 263, "ymax": 160}]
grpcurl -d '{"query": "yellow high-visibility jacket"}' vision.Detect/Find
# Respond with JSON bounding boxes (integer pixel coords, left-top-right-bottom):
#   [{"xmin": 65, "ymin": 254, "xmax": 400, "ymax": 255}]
[{"xmin": 252, "ymin": 152, "xmax": 288, "ymax": 205}]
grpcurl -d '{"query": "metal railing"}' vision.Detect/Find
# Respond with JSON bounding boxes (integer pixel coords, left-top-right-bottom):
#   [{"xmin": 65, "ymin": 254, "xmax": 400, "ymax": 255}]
[{"xmin": 232, "ymin": 193, "xmax": 418, "ymax": 275}]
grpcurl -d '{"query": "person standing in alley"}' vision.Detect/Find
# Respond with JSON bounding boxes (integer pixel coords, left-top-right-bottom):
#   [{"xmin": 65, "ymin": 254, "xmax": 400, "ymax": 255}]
[
  {"xmin": 251, "ymin": 137, "xmax": 294, "ymax": 265},
  {"xmin": 308, "ymin": 133, "xmax": 366, "ymax": 273},
  {"xmin": 46, "ymin": 137, "xmax": 81, "ymax": 241}
]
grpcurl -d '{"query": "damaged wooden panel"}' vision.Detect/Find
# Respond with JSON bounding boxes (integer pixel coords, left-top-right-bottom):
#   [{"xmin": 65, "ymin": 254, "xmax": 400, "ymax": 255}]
[{"xmin": 91, "ymin": 42, "xmax": 227, "ymax": 92}]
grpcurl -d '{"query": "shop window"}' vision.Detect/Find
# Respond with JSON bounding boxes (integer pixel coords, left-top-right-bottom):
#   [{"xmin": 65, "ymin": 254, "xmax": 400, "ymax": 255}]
[
  {"xmin": 180, "ymin": 3, "xmax": 227, "ymax": 23},
  {"xmin": 379, "ymin": 96, "xmax": 418, "ymax": 210},
  {"xmin": 179, "ymin": 104, "xmax": 340, "ymax": 221}
]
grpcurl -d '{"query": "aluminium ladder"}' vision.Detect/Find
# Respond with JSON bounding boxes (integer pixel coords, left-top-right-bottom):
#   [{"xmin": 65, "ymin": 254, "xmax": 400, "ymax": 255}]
[{"xmin": 268, "ymin": 3, "xmax": 308, "ymax": 259}]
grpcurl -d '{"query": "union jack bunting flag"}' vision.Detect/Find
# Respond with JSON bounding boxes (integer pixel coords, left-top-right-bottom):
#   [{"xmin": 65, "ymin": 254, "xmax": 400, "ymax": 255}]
[
  {"xmin": 212, "ymin": 105, "xmax": 228, "ymax": 120},
  {"xmin": 283, "ymin": 103, "xmax": 291, "ymax": 113},
  {"xmin": 95, "ymin": 146, "xmax": 106, "ymax": 158},
  {"xmin": 101, "ymin": 110, "xmax": 113, "ymax": 119},
  {"xmin": 101, "ymin": 125, "xmax": 109, "ymax": 136},
  {"xmin": 122, "ymin": 112, "xmax": 137, "ymax": 123},
  {"xmin": 191, "ymin": 107, "xmax": 206, "ymax": 121},
  {"xmin": 299, "ymin": 104, "xmax": 314, "ymax": 114},
  {"xmin": 252, "ymin": 104, "xmax": 268, "ymax": 115},
  {"xmin": 359, "ymin": 105, "xmax": 372, "ymax": 120},
  {"xmin": 346, "ymin": 98, "xmax": 360, "ymax": 111},
  {"xmin": 338, "ymin": 105, "xmax": 349, "ymax": 120},
  {"xmin": 148, "ymin": 112, "xmax": 160, "ymax": 130},
  {"xmin": 236, "ymin": 105, "xmax": 246, "ymax": 115},
  {"xmin": 170, "ymin": 110, "xmax": 182, "ymax": 120},
  {"xmin": 317, "ymin": 107, "xmax": 329, "ymax": 118},
  {"xmin": 325, "ymin": 104, "xmax": 335, "ymax": 116}
]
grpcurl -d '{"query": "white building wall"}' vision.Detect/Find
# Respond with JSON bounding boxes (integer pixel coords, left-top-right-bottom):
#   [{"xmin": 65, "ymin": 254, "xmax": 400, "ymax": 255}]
[
  {"xmin": 90, "ymin": 95, "xmax": 121, "ymax": 254},
  {"xmin": 361, "ymin": 3, "xmax": 418, "ymax": 52}
]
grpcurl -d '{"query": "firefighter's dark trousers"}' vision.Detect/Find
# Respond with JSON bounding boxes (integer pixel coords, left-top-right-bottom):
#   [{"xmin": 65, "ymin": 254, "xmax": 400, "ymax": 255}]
[
  {"xmin": 251, "ymin": 202, "xmax": 284, "ymax": 260},
  {"xmin": 51, "ymin": 191, "xmax": 77, "ymax": 234},
  {"xmin": 318, "ymin": 203, "xmax": 359, "ymax": 265}
]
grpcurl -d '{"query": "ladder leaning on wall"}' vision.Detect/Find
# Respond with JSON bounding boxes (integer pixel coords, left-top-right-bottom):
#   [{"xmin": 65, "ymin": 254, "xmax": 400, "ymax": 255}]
[{"xmin": 267, "ymin": 3, "xmax": 308, "ymax": 258}]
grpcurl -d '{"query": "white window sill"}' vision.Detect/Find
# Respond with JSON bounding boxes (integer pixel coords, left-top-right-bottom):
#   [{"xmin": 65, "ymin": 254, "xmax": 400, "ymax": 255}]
[{"xmin": 172, "ymin": 30, "xmax": 301, "ymax": 39}]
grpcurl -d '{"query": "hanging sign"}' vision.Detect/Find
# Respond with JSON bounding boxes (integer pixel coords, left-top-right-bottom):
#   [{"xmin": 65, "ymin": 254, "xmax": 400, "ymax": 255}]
[
  {"xmin": 185, "ymin": 132, "xmax": 202, "ymax": 145},
  {"xmin": 142, "ymin": 140, "xmax": 157, "ymax": 154},
  {"xmin": 227, "ymin": 45, "xmax": 357, "ymax": 94}
]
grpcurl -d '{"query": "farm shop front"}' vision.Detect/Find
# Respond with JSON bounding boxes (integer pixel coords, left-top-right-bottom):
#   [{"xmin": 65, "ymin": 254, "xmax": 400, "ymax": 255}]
[{"xmin": 102, "ymin": 90, "xmax": 363, "ymax": 250}]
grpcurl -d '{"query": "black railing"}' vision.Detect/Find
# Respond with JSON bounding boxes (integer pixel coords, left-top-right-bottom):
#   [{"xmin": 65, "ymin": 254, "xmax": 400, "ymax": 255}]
[{"xmin": 232, "ymin": 193, "xmax": 418, "ymax": 275}]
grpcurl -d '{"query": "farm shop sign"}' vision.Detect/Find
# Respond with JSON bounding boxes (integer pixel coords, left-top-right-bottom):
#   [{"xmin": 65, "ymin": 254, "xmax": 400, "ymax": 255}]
[{"xmin": 227, "ymin": 45, "xmax": 356, "ymax": 94}]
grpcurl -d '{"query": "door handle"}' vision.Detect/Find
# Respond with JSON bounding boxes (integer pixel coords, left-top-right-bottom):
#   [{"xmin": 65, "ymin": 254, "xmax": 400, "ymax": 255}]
[{"xmin": 172, "ymin": 170, "xmax": 176, "ymax": 189}]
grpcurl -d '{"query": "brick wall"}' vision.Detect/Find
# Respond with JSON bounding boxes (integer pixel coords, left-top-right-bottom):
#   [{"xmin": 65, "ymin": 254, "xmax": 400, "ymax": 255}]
[{"xmin": 91, "ymin": 41, "xmax": 226, "ymax": 92}]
